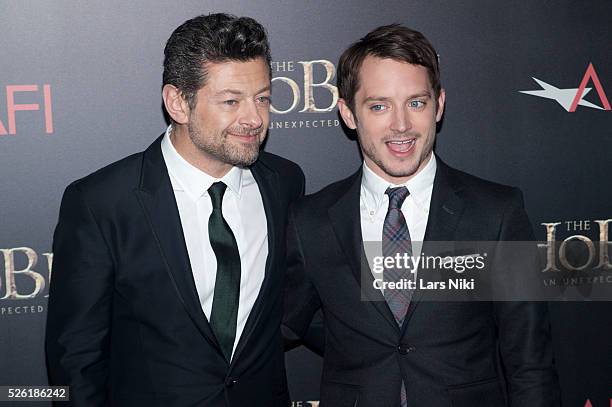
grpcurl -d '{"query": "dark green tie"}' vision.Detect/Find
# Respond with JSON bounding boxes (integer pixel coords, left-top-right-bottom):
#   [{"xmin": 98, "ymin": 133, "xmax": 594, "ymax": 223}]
[{"xmin": 208, "ymin": 182, "xmax": 241, "ymax": 362}]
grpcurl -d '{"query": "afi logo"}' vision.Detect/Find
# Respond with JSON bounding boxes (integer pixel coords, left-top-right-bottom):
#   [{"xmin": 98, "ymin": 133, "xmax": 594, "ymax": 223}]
[
  {"xmin": 519, "ymin": 63, "xmax": 610, "ymax": 112},
  {"xmin": 0, "ymin": 84, "xmax": 54, "ymax": 135},
  {"xmin": 583, "ymin": 399, "xmax": 612, "ymax": 407}
]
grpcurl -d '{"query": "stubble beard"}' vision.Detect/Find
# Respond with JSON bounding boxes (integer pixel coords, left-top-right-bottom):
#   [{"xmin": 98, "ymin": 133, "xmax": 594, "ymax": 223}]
[{"xmin": 187, "ymin": 120, "xmax": 264, "ymax": 167}]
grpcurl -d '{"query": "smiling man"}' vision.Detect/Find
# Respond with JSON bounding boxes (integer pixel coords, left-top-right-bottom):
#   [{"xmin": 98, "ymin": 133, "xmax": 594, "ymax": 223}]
[
  {"xmin": 283, "ymin": 25, "xmax": 560, "ymax": 406},
  {"xmin": 46, "ymin": 14, "xmax": 303, "ymax": 406}
]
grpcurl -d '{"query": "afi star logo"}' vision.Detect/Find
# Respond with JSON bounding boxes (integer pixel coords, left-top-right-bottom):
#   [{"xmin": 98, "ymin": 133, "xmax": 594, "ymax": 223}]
[{"xmin": 519, "ymin": 63, "xmax": 610, "ymax": 112}]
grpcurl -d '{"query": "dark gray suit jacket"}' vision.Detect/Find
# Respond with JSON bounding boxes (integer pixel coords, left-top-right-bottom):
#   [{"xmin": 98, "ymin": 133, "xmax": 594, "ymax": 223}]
[
  {"xmin": 283, "ymin": 159, "xmax": 560, "ymax": 407},
  {"xmin": 46, "ymin": 135, "xmax": 304, "ymax": 407}
]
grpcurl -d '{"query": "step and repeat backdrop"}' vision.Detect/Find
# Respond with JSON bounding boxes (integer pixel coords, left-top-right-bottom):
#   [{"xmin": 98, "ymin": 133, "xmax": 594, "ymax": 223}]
[{"xmin": 1, "ymin": 1, "xmax": 610, "ymax": 406}]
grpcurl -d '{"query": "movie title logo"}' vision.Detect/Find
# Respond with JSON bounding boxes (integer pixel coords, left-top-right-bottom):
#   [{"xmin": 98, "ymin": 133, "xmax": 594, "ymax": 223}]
[
  {"xmin": 0, "ymin": 85, "xmax": 54, "ymax": 135},
  {"xmin": 540, "ymin": 219, "xmax": 611, "ymax": 272},
  {"xmin": 0, "ymin": 248, "xmax": 51, "ymax": 317},
  {"xmin": 539, "ymin": 219, "xmax": 612, "ymax": 293},
  {"xmin": 270, "ymin": 60, "xmax": 340, "ymax": 129}
]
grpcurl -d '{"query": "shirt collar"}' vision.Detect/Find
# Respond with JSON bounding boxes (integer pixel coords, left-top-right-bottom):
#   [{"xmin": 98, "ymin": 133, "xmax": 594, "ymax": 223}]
[
  {"xmin": 161, "ymin": 125, "xmax": 243, "ymax": 200},
  {"xmin": 361, "ymin": 153, "xmax": 437, "ymax": 212}
]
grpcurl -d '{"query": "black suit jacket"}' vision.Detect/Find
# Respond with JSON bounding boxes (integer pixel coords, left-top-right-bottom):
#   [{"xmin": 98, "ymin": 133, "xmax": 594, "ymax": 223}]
[
  {"xmin": 283, "ymin": 159, "xmax": 560, "ymax": 407},
  {"xmin": 46, "ymin": 135, "xmax": 304, "ymax": 407}
]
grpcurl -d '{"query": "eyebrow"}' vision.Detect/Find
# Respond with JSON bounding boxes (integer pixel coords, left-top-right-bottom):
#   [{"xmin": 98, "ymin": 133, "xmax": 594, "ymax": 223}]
[
  {"xmin": 362, "ymin": 91, "xmax": 432, "ymax": 103},
  {"xmin": 215, "ymin": 85, "xmax": 271, "ymax": 97}
]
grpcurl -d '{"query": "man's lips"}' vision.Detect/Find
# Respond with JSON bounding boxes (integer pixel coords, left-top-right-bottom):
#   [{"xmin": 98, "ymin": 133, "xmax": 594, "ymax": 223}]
[
  {"xmin": 385, "ymin": 138, "xmax": 416, "ymax": 154},
  {"xmin": 229, "ymin": 132, "xmax": 259, "ymax": 142}
]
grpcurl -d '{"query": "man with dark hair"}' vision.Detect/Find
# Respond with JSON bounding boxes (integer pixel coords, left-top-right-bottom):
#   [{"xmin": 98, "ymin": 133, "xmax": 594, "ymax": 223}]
[
  {"xmin": 283, "ymin": 24, "xmax": 560, "ymax": 406},
  {"xmin": 46, "ymin": 13, "xmax": 302, "ymax": 406}
]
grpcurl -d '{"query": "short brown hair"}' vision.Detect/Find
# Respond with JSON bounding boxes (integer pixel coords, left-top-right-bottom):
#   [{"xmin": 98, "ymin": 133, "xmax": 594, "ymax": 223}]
[
  {"xmin": 163, "ymin": 13, "xmax": 271, "ymax": 110},
  {"xmin": 337, "ymin": 24, "xmax": 441, "ymax": 111}
]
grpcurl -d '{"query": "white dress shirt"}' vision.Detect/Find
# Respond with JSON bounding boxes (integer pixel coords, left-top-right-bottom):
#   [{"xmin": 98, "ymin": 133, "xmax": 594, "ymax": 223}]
[
  {"xmin": 161, "ymin": 126, "xmax": 268, "ymax": 358},
  {"xmin": 361, "ymin": 154, "xmax": 437, "ymax": 283}
]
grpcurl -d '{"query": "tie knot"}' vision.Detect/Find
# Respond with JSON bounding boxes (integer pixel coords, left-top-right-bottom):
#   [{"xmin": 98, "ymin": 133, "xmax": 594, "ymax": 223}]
[
  {"xmin": 385, "ymin": 186, "xmax": 409, "ymax": 209},
  {"xmin": 208, "ymin": 182, "xmax": 227, "ymax": 210}
]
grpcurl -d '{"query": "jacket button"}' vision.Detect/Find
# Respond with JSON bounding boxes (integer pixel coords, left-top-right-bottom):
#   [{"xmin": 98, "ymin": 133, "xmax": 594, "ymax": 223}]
[
  {"xmin": 225, "ymin": 378, "xmax": 237, "ymax": 388},
  {"xmin": 398, "ymin": 345, "xmax": 415, "ymax": 355}
]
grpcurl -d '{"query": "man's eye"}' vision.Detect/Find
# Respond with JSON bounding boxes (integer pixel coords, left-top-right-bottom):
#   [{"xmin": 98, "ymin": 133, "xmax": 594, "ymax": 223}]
[
  {"xmin": 224, "ymin": 100, "xmax": 238, "ymax": 106},
  {"xmin": 409, "ymin": 100, "xmax": 425, "ymax": 109},
  {"xmin": 370, "ymin": 104, "xmax": 386, "ymax": 111},
  {"xmin": 257, "ymin": 96, "xmax": 271, "ymax": 104}
]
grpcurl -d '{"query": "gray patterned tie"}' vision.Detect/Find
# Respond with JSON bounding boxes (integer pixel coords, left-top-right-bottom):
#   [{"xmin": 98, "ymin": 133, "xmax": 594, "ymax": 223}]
[
  {"xmin": 383, "ymin": 186, "xmax": 413, "ymax": 324},
  {"xmin": 382, "ymin": 186, "xmax": 411, "ymax": 407}
]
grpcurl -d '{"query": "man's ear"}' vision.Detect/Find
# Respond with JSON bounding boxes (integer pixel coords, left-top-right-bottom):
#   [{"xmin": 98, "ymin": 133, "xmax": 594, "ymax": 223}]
[
  {"xmin": 162, "ymin": 84, "xmax": 190, "ymax": 124},
  {"xmin": 435, "ymin": 88, "xmax": 446, "ymax": 122},
  {"xmin": 338, "ymin": 98, "xmax": 357, "ymax": 130}
]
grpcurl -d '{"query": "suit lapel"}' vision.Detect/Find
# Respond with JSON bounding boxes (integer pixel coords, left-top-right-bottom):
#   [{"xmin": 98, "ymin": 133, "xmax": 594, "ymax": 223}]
[
  {"xmin": 328, "ymin": 169, "xmax": 400, "ymax": 333},
  {"xmin": 230, "ymin": 159, "xmax": 281, "ymax": 367},
  {"xmin": 134, "ymin": 136, "xmax": 222, "ymax": 354},
  {"xmin": 401, "ymin": 159, "xmax": 466, "ymax": 332}
]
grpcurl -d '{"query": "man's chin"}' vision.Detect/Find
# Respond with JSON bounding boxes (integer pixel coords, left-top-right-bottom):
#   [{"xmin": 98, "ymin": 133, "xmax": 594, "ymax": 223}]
[
  {"xmin": 379, "ymin": 161, "xmax": 420, "ymax": 179},
  {"xmin": 228, "ymin": 150, "xmax": 260, "ymax": 167}
]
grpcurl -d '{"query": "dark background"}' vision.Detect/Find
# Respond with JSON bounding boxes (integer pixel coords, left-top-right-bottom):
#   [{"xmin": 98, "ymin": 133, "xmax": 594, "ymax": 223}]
[{"xmin": 1, "ymin": 1, "xmax": 610, "ymax": 406}]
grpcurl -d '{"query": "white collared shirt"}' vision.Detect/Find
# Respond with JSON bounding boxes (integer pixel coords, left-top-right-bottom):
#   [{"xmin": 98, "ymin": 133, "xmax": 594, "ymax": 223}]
[
  {"xmin": 161, "ymin": 126, "xmax": 268, "ymax": 358},
  {"xmin": 361, "ymin": 154, "xmax": 436, "ymax": 280}
]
